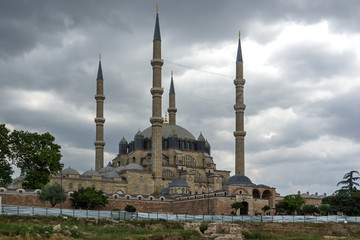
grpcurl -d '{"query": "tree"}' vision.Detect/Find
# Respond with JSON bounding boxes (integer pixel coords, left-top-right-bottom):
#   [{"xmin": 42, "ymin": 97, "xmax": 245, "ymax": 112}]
[
  {"xmin": 283, "ymin": 194, "xmax": 305, "ymax": 215},
  {"xmin": 71, "ymin": 187, "xmax": 108, "ymax": 210},
  {"xmin": 9, "ymin": 130, "xmax": 62, "ymax": 189},
  {"xmin": 231, "ymin": 202, "xmax": 244, "ymax": 214},
  {"xmin": 318, "ymin": 204, "xmax": 331, "ymax": 216},
  {"xmin": 337, "ymin": 170, "xmax": 360, "ymax": 192},
  {"xmin": 0, "ymin": 124, "xmax": 13, "ymax": 187},
  {"xmin": 262, "ymin": 205, "xmax": 270, "ymax": 214},
  {"xmin": 300, "ymin": 204, "xmax": 319, "ymax": 215},
  {"xmin": 38, "ymin": 183, "xmax": 67, "ymax": 207},
  {"xmin": 322, "ymin": 190, "xmax": 360, "ymax": 216}
]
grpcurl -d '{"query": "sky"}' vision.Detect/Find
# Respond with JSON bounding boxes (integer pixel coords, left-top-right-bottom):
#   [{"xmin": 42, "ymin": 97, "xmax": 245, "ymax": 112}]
[{"xmin": 1, "ymin": 0, "xmax": 359, "ymax": 196}]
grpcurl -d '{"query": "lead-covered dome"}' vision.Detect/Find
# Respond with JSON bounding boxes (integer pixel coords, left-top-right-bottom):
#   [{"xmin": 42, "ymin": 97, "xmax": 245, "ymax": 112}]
[
  {"xmin": 124, "ymin": 163, "xmax": 144, "ymax": 171},
  {"xmin": 169, "ymin": 179, "xmax": 190, "ymax": 188},
  {"xmin": 99, "ymin": 162, "xmax": 115, "ymax": 174},
  {"xmin": 61, "ymin": 167, "xmax": 80, "ymax": 176},
  {"xmin": 226, "ymin": 174, "xmax": 253, "ymax": 185},
  {"xmin": 142, "ymin": 124, "xmax": 195, "ymax": 140},
  {"xmin": 82, "ymin": 169, "xmax": 101, "ymax": 177}
]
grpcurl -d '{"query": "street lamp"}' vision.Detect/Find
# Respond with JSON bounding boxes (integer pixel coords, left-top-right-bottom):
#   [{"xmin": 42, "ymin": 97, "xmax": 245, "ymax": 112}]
[
  {"xmin": 59, "ymin": 164, "xmax": 64, "ymax": 216},
  {"xmin": 207, "ymin": 181, "xmax": 210, "ymax": 215}
]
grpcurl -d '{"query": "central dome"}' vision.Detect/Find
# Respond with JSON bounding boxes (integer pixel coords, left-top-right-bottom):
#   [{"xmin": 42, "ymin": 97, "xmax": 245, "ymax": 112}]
[
  {"xmin": 226, "ymin": 174, "xmax": 253, "ymax": 185},
  {"xmin": 142, "ymin": 124, "xmax": 195, "ymax": 140}
]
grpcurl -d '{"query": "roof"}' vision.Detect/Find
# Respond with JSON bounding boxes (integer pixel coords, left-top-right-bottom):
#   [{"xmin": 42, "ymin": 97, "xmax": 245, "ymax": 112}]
[
  {"xmin": 62, "ymin": 167, "xmax": 80, "ymax": 175},
  {"xmin": 236, "ymin": 37, "xmax": 243, "ymax": 62},
  {"xmin": 97, "ymin": 60, "xmax": 103, "ymax": 80},
  {"xmin": 198, "ymin": 132, "xmax": 205, "ymax": 141},
  {"xmin": 119, "ymin": 136, "xmax": 127, "ymax": 144},
  {"xmin": 124, "ymin": 163, "xmax": 144, "ymax": 171},
  {"xmin": 99, "ymin": 162, "xmax": 115, "ymax": 173},
  {"xmin": 160, "ymin": 187, "xmax": 169, "ymax": 195},
  {"xmin": 104, "ymin": 171, "xmax": 120, "ymax": 178},
  {"xmin": 142, "ymin": 124, "xmax": 195, "ymax": 140},
  {"xmin": 169, "ymin": 179, "xmax": 190, "ymax": 188},
  {"xmin": 153, "ymin": 13, "xmax": 161, "ymax": 40},
  {"xmin": 114, "ymin": 166, "xmax": 125, "ymax": 173},
  {"xmin": 226, "ymin": 174, "xmax": 253, "ymax": 185},
  {"xmin": 82, "ymin": 169, "xmax": 101, "ymax": 177}
]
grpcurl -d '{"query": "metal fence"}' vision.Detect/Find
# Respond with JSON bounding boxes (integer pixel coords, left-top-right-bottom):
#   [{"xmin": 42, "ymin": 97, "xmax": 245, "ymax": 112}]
[{"xmin": 1, "ymin": 205, "xmax": 360, "ymax": 223}]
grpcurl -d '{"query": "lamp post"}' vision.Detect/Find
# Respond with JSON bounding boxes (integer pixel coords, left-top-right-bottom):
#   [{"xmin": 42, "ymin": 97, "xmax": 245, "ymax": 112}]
[
  {"xmin": 207, "ymin": 181, "xmax": 210, "ymax": 215},
  {"xmin": 60, "ymin": 165, "xmax": 63, "ymax": 216}
]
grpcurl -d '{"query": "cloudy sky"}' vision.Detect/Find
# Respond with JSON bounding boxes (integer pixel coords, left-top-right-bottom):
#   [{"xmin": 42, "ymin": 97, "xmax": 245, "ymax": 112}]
[{"xmin": 1, "ymin": 0, "xmax": 359, "ymax": 196}]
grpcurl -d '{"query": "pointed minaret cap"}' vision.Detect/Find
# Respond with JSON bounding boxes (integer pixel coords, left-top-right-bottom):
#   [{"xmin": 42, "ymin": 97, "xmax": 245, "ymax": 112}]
[
  {"xmin": 170, "ymin": 71, "xmax": 175, "ymax": 94},
  {"xmin": 153, "ymin": 5, "xmax": 161, "ymax": 41},
  {"xmin": 97, "ymin": 53, "xmax": 103, "ymax": 80},
  {"xmin": 198, "ymin": 132, "xmax": 205, "ymax": 141},
  {"xmin": 119, "ymin": 136, "xmax": 127, "ymax": 144},
  {"xmin": 236, "ymin": 31, "xmax": 243, "ymax": 62}
]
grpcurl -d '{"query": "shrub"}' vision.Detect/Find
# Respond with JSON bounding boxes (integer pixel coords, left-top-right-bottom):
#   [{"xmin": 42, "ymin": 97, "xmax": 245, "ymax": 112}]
[{"xmin": 199, "ymin": 222, "xmax": 208, "ymax": 234}]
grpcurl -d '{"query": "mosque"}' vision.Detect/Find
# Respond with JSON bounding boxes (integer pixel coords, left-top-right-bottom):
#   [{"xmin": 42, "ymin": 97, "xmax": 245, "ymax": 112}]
[{"xmin": 47, "ymin": 8, "xmax": 277, "ymax": 214}]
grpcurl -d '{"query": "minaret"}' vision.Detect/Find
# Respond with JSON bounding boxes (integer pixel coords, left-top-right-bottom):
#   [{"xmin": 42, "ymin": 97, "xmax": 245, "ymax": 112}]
[
  {"xmin": 150, "ymin": 5, "xmax": 164, "ymax": 190},
  {"xmin": 234, "ymin": 32, "xmax": 246, "ymax": 175},
  {"xmin": 168, "ymin": 71, "xmax": 177, "ymax": 125},
  {"xmin": 94, "ymin": 54, "xmax": 106, "ymax": 171}
]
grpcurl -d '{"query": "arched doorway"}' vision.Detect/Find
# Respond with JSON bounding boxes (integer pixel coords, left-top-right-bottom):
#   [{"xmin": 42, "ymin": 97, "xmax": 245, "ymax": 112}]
[
  {"xmin": 240, "ymin": 201, "xmax": 249, "ymax": 215},
  {"xmin": 262, "ymin": 190, "xmax": 272, "ymax": 199}
]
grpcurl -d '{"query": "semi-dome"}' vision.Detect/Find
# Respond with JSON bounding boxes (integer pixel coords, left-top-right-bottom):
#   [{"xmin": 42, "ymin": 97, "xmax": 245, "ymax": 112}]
[
  {"xmin": 142, "ymin": 124, "xmax": 195, "ymax": 140},
  {"xmin": 124, "ymin": 163, "xmax": 144, "ymax": 171},
  {"xmin": 99, "ymin": 162, "xmax": 115, "ymax": 173},
  {"xmin": 226, "ymin": 174, "xmax": 253, "ymax": 185},
  {"xmin": 160, "ymin": 187, "xmax": 169, "ymax": 195},
  {"xmin": 169, "ymin": 179, "xmax": 190, "ymax": 188},
  {"xmin": 82, "ymin": 169, "xmax": 101, "ymax": 177},
  {"xmin": 61, "ymin": 167, "xmax": 80, "ymax": 175},
  {"xmin": 104, "ymin": 171, "xmax": 120, "ymax": 178}
]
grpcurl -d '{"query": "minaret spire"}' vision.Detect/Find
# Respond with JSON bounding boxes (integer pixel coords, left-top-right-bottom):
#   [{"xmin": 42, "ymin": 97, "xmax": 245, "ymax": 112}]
[
  {"xmin": 168, "ymin": 71, "xmax": 177, "ymax": 125},
  {"xmin": 150, "ymin": 6, "xmax": 164, "ymax": 192},
  {"xmin": 234, "ymin": 32, "xmax": 246, "ymax": 175},
  {"xmin": 94, "ymin": 54, "xmax": 106, "ymax": 171}
]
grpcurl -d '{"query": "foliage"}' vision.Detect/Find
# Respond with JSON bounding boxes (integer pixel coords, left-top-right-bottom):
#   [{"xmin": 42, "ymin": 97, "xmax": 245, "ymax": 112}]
[
  {"xmin": 300, "ymin": 204, "xmax": 319, "ymax": 215},
  {"xmin": 199, "ymin": 222, "xmax": 208, "ymax": 233},
  {"xmin": 38, "ymin": 183, "xmax": 67, "ymax": 207},
  {"xmin": 322, "ymin": 190, "xmax": 360, "ymax": 216},
  {"xmin": 124, "ymin": 205, "xmax": 136, "ymax": 212},
  {"xmin": 276, "ymin": 194, "xmax": 305, "ymax": 215},
  {"xmin": 337, "ymin": 170, "xmax": 360, "ymax": 192},
  {"xmin": 231, "ymin": 202, "xmax": 244, "ymax": 212},
  {"xmin": 318, "ymin": 204, "xmax": 331, "ymax": 215},
  {"xmin": 262, "ymin": 205, "xmax": 270, "ymax": 214},
  {"xmin": 0, "ymin": 124, "xmax": 13, "ymax": 187},
  {"xmin": 9, "ymin": 130, "xmax": 62, "ymax": 189},
  {"xmin": 71, "ymin": 186, "xmax": 108, "ymax": 210}
]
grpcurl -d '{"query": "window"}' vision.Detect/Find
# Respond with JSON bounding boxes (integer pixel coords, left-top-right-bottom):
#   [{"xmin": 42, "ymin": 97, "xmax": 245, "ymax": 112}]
[
  {"xmin": 69, "ymin": 183, "xmax": 72, "ymax": 190},
  {"xmin": 140, "ymin": 176, "xmax": 143, "ymax": 182},
  {"xmin": 101, "ymin": 185, "xmax": 104, "ymax": 191},
  {"xmin": 162, "ymin": 169, "xmax": 175, "ymax": 179},
  {"xmin": 135, "ymin": 186, "xmax": 138, "ymax": 194},
  {"xmin": 144, "ymin": 187, "xmax": 148, "ymax": 194},
  {"xmin": 239, "ymin": 190, "xmax": 243, "ymax": 194},
  {"xmin": 126, "ymin": 196, "xmax": 130, "ymax": 200}
]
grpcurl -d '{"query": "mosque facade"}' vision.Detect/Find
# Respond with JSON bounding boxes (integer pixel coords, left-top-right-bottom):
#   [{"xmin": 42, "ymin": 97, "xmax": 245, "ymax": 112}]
[{"xmin": 47, "ymin": 9, "xmax": 277, "ymax": 215}]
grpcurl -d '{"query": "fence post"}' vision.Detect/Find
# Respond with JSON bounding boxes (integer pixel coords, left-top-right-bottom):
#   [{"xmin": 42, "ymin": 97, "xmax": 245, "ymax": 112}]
[
  {"xmin": 157, "ymin": 212, "xmax": 158, "ymax": 220},
  {"xmin": 73, "ymin": 209, "xmax": 75, "ymax": 217},
  {"xmin": 98, "ymin": 210, "xmax": 100, "ymax": 219},
  {"xmin": 32, "ymin": 207, "xmax": 34, "ymax": 216},
  {"xmin": 46, "ymin": 208, "xmax": 48, "ymax": 216},
  {"xmin": 222, "ymin": 215, "xmax": 224, "ymax": 223},
  {"xmin": 86, "ymin": 209, "xmax": 88, "ymax": 219},
  {"xmin": 17, "ymin": 206, "xmax": 19, "ymax": 216},
  {"xmin": 148, "ymin": 212, "xmax": 150, "ymax": 220}
]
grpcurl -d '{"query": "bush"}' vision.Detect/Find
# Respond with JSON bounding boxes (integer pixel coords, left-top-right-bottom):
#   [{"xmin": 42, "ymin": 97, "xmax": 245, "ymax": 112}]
[
  {"xmin": 199, "ymin": 222, "xmax": 208, "ymax": 233},
  {"xmin": 124, "ymin": 205, "xmax": 136, "ymax": 212}
]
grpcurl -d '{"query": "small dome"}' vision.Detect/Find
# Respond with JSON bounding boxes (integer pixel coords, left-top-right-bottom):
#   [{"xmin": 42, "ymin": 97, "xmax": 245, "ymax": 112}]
[
  {"xmin": 160, "ymin": 187, "xmax": 169, "ymax": 195},
  {"xmin": 115, "ymin": 166, "xmax": 125, "ymax": 173},
  {"xmin": 99, "ymin": 162, "xmax": 114, "ymax": 173},
  {"xmin": 124, "ymin": 163, "xmax": 144, "ymax": 171},
  {"xmin": 104, "ymin": 171, "xmax": 120, "ymax": 178},
  {"xmin": 62, "ymin": 167, "xmax": 80, "ymax": 175},
  {"xmin": 226, "ymin": 174, "xmax": 253, "ymax": 185},
  {"xmin": 169, "ymin": 179, "xmax": 190, "ymax": 188},
  {"xmin": 119, "ymin": 136, "xmax": 127, "ymax": 144},
  {"xmin": 82, "ymin": 169, "xmax": 101, "ymax": 177}
]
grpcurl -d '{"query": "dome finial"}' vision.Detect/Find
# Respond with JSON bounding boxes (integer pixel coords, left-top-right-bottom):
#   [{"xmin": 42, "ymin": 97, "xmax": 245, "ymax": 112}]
[
  {"xmin": 99, "ymin": 53, "xmax": 101, "ymax": 61},
  {"xmin": 164, "ymin": 112, "xmax": 169, "ymax": 124},
  {"xmin": 239, "ymin": 31, "xmax": 240, "ymax": 39},
  {"xmin": 171, "ymin": 70, "xmax": 173, "ymax": 77},
  {"xmin": 156, "ymin": 4, "xmax": 159, "ymax": 13}
]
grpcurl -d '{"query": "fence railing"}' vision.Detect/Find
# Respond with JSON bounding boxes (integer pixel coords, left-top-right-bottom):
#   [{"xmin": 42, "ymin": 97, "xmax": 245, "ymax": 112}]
[{"xmin": 1, "ymin": 205, "xmax": 359, "ymax": 223}]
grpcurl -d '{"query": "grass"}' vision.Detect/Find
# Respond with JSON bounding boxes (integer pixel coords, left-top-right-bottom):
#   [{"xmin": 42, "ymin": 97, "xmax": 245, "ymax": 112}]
[{"xmin": 0, "ymin": 215, "xmax": 204, "ymax": 240}]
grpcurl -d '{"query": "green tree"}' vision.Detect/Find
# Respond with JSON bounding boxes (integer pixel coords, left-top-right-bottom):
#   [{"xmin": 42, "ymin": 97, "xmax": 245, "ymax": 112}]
[
  {"xmin": 283, "ymin": 194, "xmax": 305, "ymax": 215},
  {"xmin": 231, "ymin": 202, "xmax": 244, "ymax": 214},
  {"xmin": 337, "ymin": 170, "xmax": 360, "ymax": 192},
  {"xmin": 322, "ymin": 190, "xmax": 360, "ymax": 216},
  {"xmin": 0, "ymin": 124, "xmax": 13, "ymax": 187},
  {"xmin": 38, "ymin": 183, "xmax": 67, "ymax": 207},
  {"xmin": 318, "ymin": 204, "xmax": 331, "ymax": 215},
  {"xmin": 300, "ymin": 204, "xmax": 319, "ymax": 215},
  {"xmin": 9, "ymin": 130, "xmax": 62, "ymax": 189},
  {"xmin": 71, "ymin": 187, "xmax": 108, "ymax": 210},
  {"xmin": 262, "ymin": 205, "xmax": 270, "ymax": 214}
]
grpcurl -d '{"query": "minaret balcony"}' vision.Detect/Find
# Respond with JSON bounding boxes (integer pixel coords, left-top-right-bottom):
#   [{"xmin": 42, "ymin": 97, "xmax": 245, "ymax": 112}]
[
  {"xmin": 233, "ymin": 79, "xmax": 246, "ymax": 86},
  {"xmin": 234, "ymin": 104, "xmax": 246, "ymax": 111},
  {"xmin": 150, "ymin": 87, "xmax": 164, "ymax": 95},
  {"xmin": 150, "ymin": 117, "xmax": 164, "ymax": 125},
  {"xmin": 94, "ymin": 141, "xmax": 105, "ymax": 146},
  {"xmin": 94, "ymin": 94, "xmax": 105, "ymax": 100},
  {"xmin": 167, "ymin": 107, "xmax": 177, "ymax": 113},
  {"xmin": 94, "ymin": 117, "xmax": 105, "ymax": 123},
  {"xmin": 151, "ymin": 59, "xmax": 164, "ymax": 66},
  {"xmin": 233, "ymin": 131, "xmax": 246, "ymax": 137}
]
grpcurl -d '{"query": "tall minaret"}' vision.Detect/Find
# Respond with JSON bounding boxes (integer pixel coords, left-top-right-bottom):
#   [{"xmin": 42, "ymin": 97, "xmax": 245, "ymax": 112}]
[
  {"xmin": 150, "ymin": 5, "xmax": 164, "ymax": 189},
  {"xmin": 234, "ymin": 32, "xmax": 246, "ymax": 175},
  {"xmin": 168, "ymin": 71, "xmax": 177, "ymax": 125},
  {"xmin": 94, "ymin": 54, "xmax": 105, "ymax": 171}
]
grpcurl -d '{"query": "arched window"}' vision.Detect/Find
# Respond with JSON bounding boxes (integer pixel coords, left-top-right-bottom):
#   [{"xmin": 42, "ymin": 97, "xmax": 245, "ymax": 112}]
[
  {"xmin": 191, "ymin": 170, "xmax": 203, "ymax": 182},
  {"xmin": 262, "ymin": 190, "xmax": 272, "ymax": 199},
  {"xmin": 253, "ymin": 189, "xmax": 260, "ymax": 199},
  {"xmin": 140, "ymin": 176, "xmax": 143, "ymax": 182},
  {"xmin": 69, "ymin": 183, "xmax": 72, "ymax": 190},
  {"xmin": 182, "ymin": 155, "xmax": 195, "ymax": 166},
  {"xmin": 162, "ymin": 169, "xmax": 175, "ymax": 179}
]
